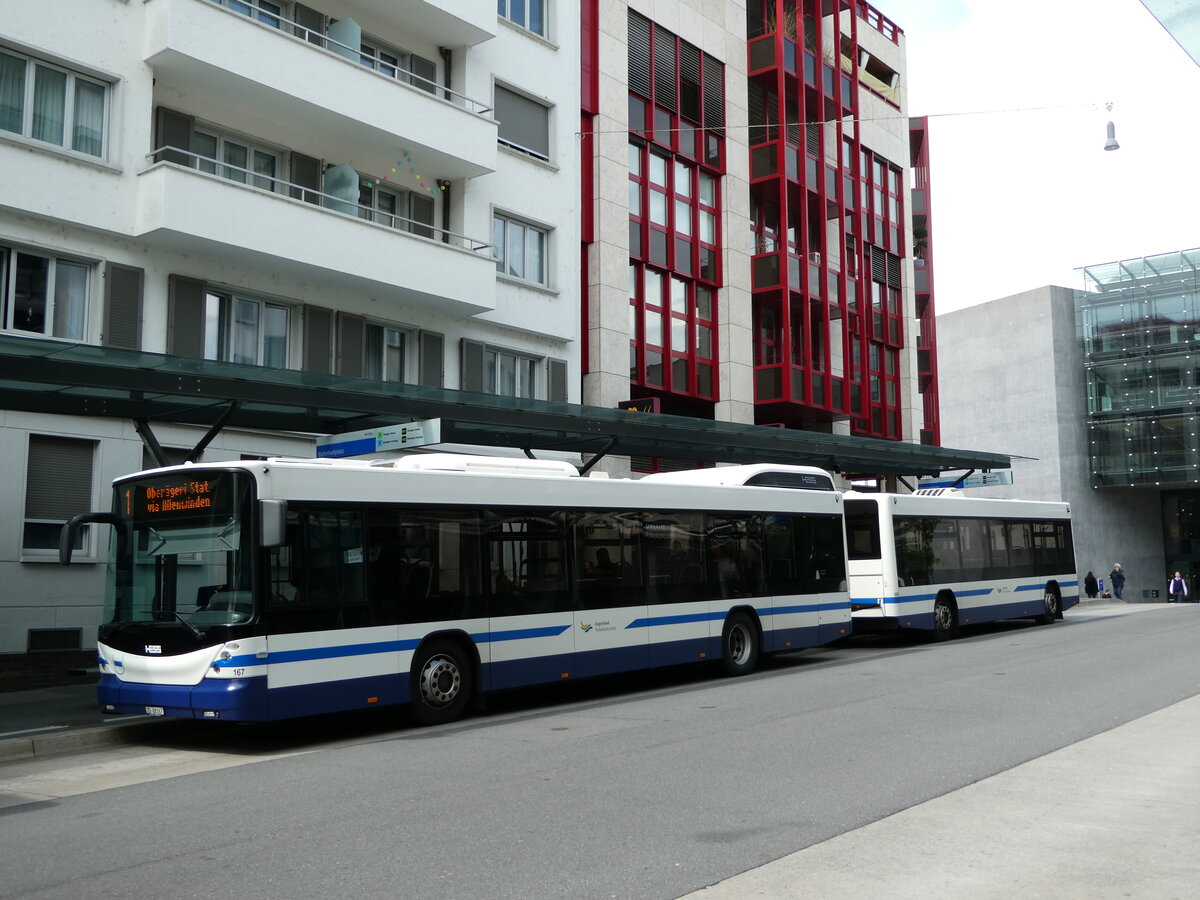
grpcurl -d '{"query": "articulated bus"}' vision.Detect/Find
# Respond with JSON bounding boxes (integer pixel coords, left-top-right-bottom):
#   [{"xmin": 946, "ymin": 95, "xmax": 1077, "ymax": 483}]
[
  {"xmin": 843, "ymin": 490, "xmax": 1078, "ymax": 640},
  {"xmin": 62, "ymin": 455, "xmax": 851, "ymax": 725}
]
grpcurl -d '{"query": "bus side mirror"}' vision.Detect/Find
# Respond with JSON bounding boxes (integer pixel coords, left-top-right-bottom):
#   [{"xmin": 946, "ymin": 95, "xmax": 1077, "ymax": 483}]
[
  {"xmin": 59, "ymin": 512, "xmax": 122, "ymax": 565},
  {"xmin": 260, "ymin": 500, "xmax": 287, "ymax": 547}
]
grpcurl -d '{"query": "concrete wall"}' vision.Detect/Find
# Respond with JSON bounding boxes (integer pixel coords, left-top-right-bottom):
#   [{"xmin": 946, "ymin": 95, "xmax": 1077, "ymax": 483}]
[{"xmin": 937, "ymin": 285, "xmax": 1166, "ymax": 600}]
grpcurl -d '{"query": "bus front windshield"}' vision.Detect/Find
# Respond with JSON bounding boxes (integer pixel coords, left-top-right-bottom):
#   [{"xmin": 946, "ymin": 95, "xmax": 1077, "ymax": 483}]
[{"xmin": 105, "ymin": 471, "xmax": 255, "ymax": 628}]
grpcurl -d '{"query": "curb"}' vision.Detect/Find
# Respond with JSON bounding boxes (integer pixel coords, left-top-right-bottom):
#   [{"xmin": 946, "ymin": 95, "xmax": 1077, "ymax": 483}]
[{"xmin": 0, "ymin": 719, "xmax": 202, "ymax": 764}]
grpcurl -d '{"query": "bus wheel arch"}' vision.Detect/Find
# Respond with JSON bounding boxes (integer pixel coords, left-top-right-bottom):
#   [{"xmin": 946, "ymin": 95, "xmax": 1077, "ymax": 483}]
[
  {"xmin": 1037, "ymin": 582, "xmax": 1062, "ymax": 625},
  {"xmin": 720, "ymin": 608, "xmax": 761, "ymax": 676},
  {"xmin": 932, "ymin": 591, "xmax": 959, "ymax": 641},
  {"xmin": 409, "ymin": 632, "xmax": 477, "ymax": 726}
]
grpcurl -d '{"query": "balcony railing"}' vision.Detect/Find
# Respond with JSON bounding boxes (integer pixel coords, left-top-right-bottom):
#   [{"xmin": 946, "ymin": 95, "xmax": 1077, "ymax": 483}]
[
  {"xmin": 146, "ymin": 147, "xmax": 492, "ymax": 253},
  {"xmin": 202, "ymin": 0, "xmax": 493, "ymax": 117}
]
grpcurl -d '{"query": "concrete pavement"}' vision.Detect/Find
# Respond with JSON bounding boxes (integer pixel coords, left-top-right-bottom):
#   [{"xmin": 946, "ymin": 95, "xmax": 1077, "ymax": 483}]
[{"xmin": 684, "ymin": 695, "xmax": 1200, "ymax": 898}]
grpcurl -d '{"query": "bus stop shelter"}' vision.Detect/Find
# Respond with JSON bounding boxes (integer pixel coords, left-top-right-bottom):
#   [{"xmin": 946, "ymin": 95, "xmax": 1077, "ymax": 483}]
[{"xmin": 0, "ymin": 334, "xmax": 1011, "ymax": 480}]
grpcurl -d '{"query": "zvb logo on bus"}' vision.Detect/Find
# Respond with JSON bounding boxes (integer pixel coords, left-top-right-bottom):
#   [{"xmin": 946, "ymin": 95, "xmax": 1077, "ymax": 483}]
[{"xmin": 579, "ymin": 620, "xmax": 616, "ymax": 633}]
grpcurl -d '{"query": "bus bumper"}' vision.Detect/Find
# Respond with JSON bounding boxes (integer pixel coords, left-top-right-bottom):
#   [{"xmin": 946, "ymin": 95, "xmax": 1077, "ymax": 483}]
[{"xmin": 97, "ymin": 673, "xmax": 268, "ymax": 721}]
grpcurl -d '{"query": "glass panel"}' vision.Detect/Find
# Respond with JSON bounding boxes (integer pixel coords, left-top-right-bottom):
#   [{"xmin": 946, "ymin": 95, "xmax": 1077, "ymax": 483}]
[
  {"xmin": 628, "ymin": 142, "xmax": 642, "ymax": 176},
  {"xmin": 696, "ymin": 287, "xmax": 713, "ymax": 320},
  {"xmin": 645, "ymin": 307, "xmax": 663, "ymax": 345},
  {"xmin": 52, "ymin": 260, "xmax": 87, "ymax": 340},
  {"xmin": 649, "ymin": 154, "xmax": 668, "ymax": 186},
  {"xmin": 0, "ymin": 52, "xmax": 25, "ymax": 134},
  {"xmin": 700, "ymin": 211, "xmax": 715, "ymax": 243},
  {"xmin": 13, "ymin": 253, "xmax": 49, "ymax": 334},
  {"xmin": 629, "ymin": 180, "xmax": 642, "ymax": 216},
  {"xmin": 72, "ymin": 79, "xmax": 104, "ymax": 156},
  {"xmin": 644, "ymin": 269, "xmax": 663, "ymax": 306},
  {"xmin": 506, "ymin": 221, "xmax": 526, "ymax": 279},
  {"xmin": 670, "ymin": 277, "xmax": 687, "ymax": 314},
  {"xmin": 520, "ymin": 357, "xmax": 536, "ymax": 398},
  {"xmin": 671, "ymin": 317, "xmax": 686, "ymax": 352},
  {"xmin": 32, "ymin": 65, "xmax": 66, "ymax": 146},
  {"xmin": 645, "ymin": 349, "xmax": 663, "ymax": 386},
  {"xmin": 699, "ymin": 172, "xmax": 715, "ymax": 205},
  {"xmin": 192, "ymin": 131, "xmax": 218, "ymax": 174},
  {"xmin": 499, "ymin": 352, "xmax": 516, "ymax": 396},
  {"xmin": 528, "ymin": 0, "xmax": 545, "ymax": 36},
  {"xmin": 674, "ymin": 199, "xmax": 692, "ymax": 236},
  {"xmin": 262, "ymin": 304, "xmax": 287, "ymax": 368},
  {"xmin": 697, "ymin": 324, "xmax": 712, "ymax": 358},
  {"xmin": 204, "ymin": 294, "xmax": 221, "ymax": 360},
  {"xmin": 650, "ymin": 189, "xmax": 667, "ymax": 226},
  {"xmin": 674, "ymin": 160, "xmax": 691, "ymax": 197},
  {"xmin": 231, "ymin": 297, "xmax": 259, "ymax": 364},
  {"xmin": 252, "ymin": 150, "xmax": 275, "ymax": 191},
  {"xmin": 223, "ymin": 141, "xmax": 248, "ymax": 183},
  {"xmin": 527, "ymin": 227, "xmax": 545, "ymax": 284},
  {"xmin": 364, "ymin": 323, "xmax": 383, "ymax": 379},
  {"xmin": 493, "ymin": 216, "xmax": 505, "ymax": 272}
]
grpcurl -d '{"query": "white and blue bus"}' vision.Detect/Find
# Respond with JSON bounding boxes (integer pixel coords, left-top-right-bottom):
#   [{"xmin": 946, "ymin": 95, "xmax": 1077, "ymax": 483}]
[
  {"xmin": 843, "ymin": 490, "xmax": 1078, "ymax": 639},
  {"xmin": 62, "ymin": 454, "xmax": 851, "ymax": 725}
]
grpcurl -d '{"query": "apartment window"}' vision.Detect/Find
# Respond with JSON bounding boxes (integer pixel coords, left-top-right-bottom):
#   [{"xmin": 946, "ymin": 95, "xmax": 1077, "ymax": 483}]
[
  {"xmin": 0, "ymin": 49, "xmax": 108, "ymax": 158},
  {"xmin": 493, "ymin": 214, "xmax": 548, "ymax": 286},
  {"xmin": 360, "ymin": 181, "xmax": 435, "ymax": 238},
  {"xmin": 488, "ymin": 348, "xmax": 537, "ymax": 398},
  {"xmin": 360, "ymin": 38, "xmax": 437, "ymax": 93},
  {"xmin": 495, "ymin": 85, "xmax": 550, "ymax": 161},
  {"xmin": 1, "ymin": 246, "xmax": 88, "ymax": 340},
  {"xmin": 363, "ymin": 322, "xmax": 413, "ymax": 382},
  {"xmin": 204, "ymin": 292, "xmax": 290, "ymax": 367},
  {"xmin": 192, "ymin": 126, "xmax": 280, "ymax": 191},
  {"xmin": 24, "ymin": 435, "xmax": 94, "ymax": 555},
  {"xmin": 498, "ymin": 0, "xmax": 546, "ymax": 37}
]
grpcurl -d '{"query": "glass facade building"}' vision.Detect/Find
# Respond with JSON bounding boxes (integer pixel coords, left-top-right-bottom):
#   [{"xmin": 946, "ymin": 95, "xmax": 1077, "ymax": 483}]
[{"xmin": 1079, "ymin": 248, "xmax": 1200, "ymax": 488}]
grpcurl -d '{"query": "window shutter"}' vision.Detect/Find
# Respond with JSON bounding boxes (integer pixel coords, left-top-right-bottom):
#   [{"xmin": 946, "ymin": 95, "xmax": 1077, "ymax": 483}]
[
  {"xmin": 419, "ymin": 330, "xmax": 444, "ymax": 387},
  {"xmin": 628, "ymin": 12, "xmax": 652, "ymax": 98},
  {"xmin": 290, "ymin": 152, "xmax": 322, "ymax": 204},
  {"xmin": 460, "ymin": 339, "xmax": 485, "ymax": 392},
  {"xmin": 547, "ymin": 358, "xmax": 568, "ymax": 402},
  {"xmin": 679, "ymin": 43, "xmax": 701, "ymax": 123},
  {"xmin": 154, "ymin": 107, "xmax": 194, "ymax": 165},
  {"xmin": 303, "ymin": 305, "xmax": 333, "ymax": 373},
  {"xmin": 337, "ymin": 312, "xmax": 364, "ymax": 377},
  {"xmin": 495, "ymin": 86, "xmax": 549, "ymax": 159},
  {"xmin": 653, "ymin": 28, "xmax": 677, "ymax": 112},
  {"xmin": 25, "ymin": 436, "xmax": 94, "ymax": 521},
  {"xmin": 103, "ymin": 263, "xmax": 143, "ymax": 349},
  {"xmin": 167, "ymin": 275, "xmax": 205, "ymax": 358},
  {"xmin": 702, "ymin": 53, "xmax": 725, "ymax": 129}
]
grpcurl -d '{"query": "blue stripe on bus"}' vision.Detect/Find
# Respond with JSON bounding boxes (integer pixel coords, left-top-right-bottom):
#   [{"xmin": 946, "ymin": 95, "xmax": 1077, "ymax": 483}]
[
  {"xmin": 626, "ymin": 611, "xmax": 724, "ymax": 629},
  {"xmin": 472, "ymin": 625, "xmax": 573, "ymax": 643},
  {"xmin": 214, "ymin": 626, "xmax": 574, "ymax": 668}
]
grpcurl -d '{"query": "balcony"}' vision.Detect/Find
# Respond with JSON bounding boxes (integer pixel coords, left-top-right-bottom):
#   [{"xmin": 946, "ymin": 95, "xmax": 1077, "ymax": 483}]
[
  {"xmin": 143, "ymin": 0, "xmax": 496, "ymax": 182},
  {"xmin": 136, "ymin": 158, "xmax": 496, "ymax": 316}
]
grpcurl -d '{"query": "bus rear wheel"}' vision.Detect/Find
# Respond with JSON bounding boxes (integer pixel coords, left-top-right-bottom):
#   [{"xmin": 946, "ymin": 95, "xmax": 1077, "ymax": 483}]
[
  {"xmin": 410, "ymin": 639, "xmax": 473, "ymax": 726},
  {"xmin": 1036, "ymin": 589, "xmax": 1059, "ymax": 625},
  {"xmin": 932, "ymin": 595, "xmax": 957, "ymax": 642},
  {"xmin": 720, "ymin": 612, "xmax": 760, "ymax": 676}
]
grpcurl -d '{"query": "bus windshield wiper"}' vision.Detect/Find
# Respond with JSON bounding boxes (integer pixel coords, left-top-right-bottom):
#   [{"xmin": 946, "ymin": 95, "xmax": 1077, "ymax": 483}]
[{"xmin": 174, "ymin": 612, "xmax": 206, "ymax": 641}]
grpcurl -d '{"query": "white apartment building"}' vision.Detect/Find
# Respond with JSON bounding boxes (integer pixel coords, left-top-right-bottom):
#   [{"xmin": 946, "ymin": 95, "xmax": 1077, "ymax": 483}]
[{"xmin": 0, "ymin": 0, "xmax": 580, "ymax": 658}]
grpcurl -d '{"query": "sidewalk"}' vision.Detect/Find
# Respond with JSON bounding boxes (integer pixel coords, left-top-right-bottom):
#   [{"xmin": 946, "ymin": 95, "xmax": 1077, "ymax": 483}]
[
  {"xmin": 0, "ymin": 681, "xmax": 187, "ymax": 762},
  {"xmin": 684, "ymin": 696, "xmax": 1200, "ymax": 898}
]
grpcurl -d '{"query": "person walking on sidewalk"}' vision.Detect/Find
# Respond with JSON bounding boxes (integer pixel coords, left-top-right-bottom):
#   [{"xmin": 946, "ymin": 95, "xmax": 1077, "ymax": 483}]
[
  {"xmin": 1084, "ymin": 571, "xmax": 1099, "ymax": 599},
  {"xmin": 1109, "ymin": 563, "xmax": 1126, "ymax": 600},
  {"xmin": 1167, "ymin": 571, "xmax": 1188, "ymax": 603}
]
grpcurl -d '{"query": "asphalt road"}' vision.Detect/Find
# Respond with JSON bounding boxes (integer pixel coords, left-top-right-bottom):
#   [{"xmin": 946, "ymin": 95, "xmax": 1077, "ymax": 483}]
[{"xmin": 0, "ymin": 603, "xmax": 1197, "ymax": 899}]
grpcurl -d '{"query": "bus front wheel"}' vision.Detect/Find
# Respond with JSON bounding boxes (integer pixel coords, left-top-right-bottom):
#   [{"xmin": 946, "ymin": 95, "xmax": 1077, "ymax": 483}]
[
  {"xmin": 1036, "ymin": 589, "xmax": 1059, "ymax": 625},
  {"xmin": 720, "ymin": 612, "xmax": 760, "ymax": 676},
  {"xmin": 410, "ymin": 639, "xmax": 473, "ymax": 726},
  {"xmin": 932, "ymin": 595, "xmax": 957, "ymax": 642}
]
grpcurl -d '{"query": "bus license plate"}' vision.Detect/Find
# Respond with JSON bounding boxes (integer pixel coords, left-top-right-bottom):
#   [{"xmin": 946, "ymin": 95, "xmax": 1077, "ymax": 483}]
[{"xmin": 145, "ymin": 706, "xmax": 165, "ymax": 716}]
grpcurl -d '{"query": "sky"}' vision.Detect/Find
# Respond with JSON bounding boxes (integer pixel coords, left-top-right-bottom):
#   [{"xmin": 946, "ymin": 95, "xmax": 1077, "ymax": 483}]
[{"xmin": 873, "ymin": 0, "xmax": 1200, "ymax": 313}]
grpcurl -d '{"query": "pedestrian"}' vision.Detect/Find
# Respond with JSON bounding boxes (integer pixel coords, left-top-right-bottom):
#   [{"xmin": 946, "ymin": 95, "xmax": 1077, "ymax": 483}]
[
  {"xmin": 1083, "ymin": 571, "xmax": 1098, "ymax": 599},
  {"xmin": 1109, "ymin": 563, "xmax": 1125, "ymax": 600},
  {"xmin": 1167, "ymin": 571, "xmax": 1188, "ymax": 603}
]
